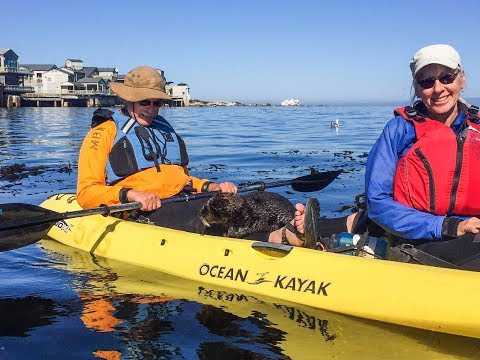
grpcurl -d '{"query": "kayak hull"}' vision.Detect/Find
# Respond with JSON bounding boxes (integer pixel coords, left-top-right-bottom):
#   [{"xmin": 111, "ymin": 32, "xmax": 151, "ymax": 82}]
[{"xmin": 41, "ymin": 194, "xmax": 480, "ymax": 339}]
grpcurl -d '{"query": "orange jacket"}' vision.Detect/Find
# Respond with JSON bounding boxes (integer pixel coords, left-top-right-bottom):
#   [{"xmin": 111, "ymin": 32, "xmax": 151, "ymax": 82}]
[{"xmin": 77, "ymin": 119, "xmax": 209, "ymax": 209}]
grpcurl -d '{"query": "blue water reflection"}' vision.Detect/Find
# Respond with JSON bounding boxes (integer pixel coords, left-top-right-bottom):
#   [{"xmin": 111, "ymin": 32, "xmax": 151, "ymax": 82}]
[{"xmin": 2, "ymin": 105, "xmax": 479, "ymax": 359}]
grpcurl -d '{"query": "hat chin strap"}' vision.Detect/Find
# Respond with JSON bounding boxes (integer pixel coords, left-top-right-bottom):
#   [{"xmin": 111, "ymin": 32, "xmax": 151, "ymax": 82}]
[
  {"xmin": 133, "ymin": 102, "xmax": 138, "ymax": 123},
  {"xmin": 129, "ymin": 101, "xmax": 141, "ymax": 125}
]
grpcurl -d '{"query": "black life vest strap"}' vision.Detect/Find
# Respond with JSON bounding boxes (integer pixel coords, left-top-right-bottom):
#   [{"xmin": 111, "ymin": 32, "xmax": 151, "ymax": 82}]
[
  {"xmin": 403, "ymin": 106, "xmax": 426, "ymax": 123},
  {"xmin": 467, "ymin": 105, "xmax": 480, "ymax": 123},
  {"xmin": 395, "ymin": 244, "xmax": 464, "ymax": 270}
]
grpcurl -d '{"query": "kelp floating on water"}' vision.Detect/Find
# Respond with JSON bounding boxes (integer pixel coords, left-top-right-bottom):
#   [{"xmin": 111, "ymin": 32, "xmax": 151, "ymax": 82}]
[{"xmin": 0, "ymin": 163, "xmax": 73, "ymax": 181}]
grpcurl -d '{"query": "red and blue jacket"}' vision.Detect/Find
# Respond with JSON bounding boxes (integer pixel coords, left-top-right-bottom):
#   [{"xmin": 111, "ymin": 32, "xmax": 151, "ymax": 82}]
[{"xmin": 365, "ymin": 101, "xmax": 480, "ymax": 240}]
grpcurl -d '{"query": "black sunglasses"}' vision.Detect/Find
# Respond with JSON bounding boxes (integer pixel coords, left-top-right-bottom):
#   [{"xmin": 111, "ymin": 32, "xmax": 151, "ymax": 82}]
[
  {"xmin": 416, "ymin": 70, "xmax": 460, "ymax": 89},
  {"xmin": 138, "ymin": 100, "xmax": 163, "ymax": 107}
]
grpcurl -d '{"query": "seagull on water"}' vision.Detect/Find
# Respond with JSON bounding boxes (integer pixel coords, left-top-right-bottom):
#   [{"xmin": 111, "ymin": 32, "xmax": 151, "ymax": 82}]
[{"xmin": 330, "ymin": 118, "xmax": 339, "ymax": 129}]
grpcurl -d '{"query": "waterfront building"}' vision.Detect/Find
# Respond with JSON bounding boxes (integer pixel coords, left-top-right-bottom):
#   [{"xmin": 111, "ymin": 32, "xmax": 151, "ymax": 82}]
[
  {"xmin": 71, "ymin": 77, "xmax": 108, "ymax": 93},
  {"xmin": 21, "ymin": 64, "xmax": 57, "ymax": 93},
  {"xmin": 165, "ymin": 82, "xmax": 191, "ymax": 107},
  {"xmin": 1, "ymin": 51, "xmax": 186, "ymax": 107},
  {"xmin": 0, "ymin": 49, "xmax": 34, "ymax": 107},
  {"xmin": 42, "ymin": 67, "xmax": 74, "ymax": 93}
]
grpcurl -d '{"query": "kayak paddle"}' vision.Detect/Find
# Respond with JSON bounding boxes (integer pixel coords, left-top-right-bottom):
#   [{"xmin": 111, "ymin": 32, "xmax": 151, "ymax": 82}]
[
  {"xmin": 162, "ymin": 169, "xmax": 342, "ymax": 203},
  {"xmin": 0, "ymin": 169, "xmax": 341, "ymax": 251}
]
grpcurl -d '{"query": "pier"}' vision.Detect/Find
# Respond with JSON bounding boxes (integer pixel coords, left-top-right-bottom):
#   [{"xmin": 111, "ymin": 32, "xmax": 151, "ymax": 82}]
[{"xmin": 21, "ymin": 90, "xmax": 118, "ymax": 107}]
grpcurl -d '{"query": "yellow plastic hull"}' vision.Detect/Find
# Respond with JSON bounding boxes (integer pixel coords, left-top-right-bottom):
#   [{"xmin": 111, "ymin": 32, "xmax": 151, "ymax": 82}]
[
  {"xmin": 41, "ymin": 194, "xmax": 480, "ymax": 339},
  {"xmin": 39, "ymin": 239, "xmax": 480, "ymax": 359}
]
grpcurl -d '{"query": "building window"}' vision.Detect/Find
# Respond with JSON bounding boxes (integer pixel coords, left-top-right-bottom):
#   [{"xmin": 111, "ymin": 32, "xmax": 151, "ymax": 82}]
[{"xmin": 5, "ymin": 58, "xmax": 17, "ymax": 69}]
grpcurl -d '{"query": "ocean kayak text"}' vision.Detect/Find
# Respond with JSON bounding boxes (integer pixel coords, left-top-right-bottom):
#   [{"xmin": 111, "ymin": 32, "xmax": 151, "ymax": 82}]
[{"xmin": 199, "ymin": 263, "xmax": 331, "ymax": 296}]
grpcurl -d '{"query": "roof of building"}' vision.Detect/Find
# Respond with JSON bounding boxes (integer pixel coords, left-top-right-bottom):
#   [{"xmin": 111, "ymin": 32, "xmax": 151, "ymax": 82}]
[
  {"xmin": 66, "ymin": 58, "xmax": 83, "ymax": 62},
  {"xmin": 77, "ymin": 77, "xmax": 106, "ymax": 84},
  {"xmin": 0, "ymin": 49, "xmax": 17, "ymax": 57},
  {"xmin": 97, "ymin": 67, "xmax": 117, "ymax": 72},
  {"xmin": 44, "ymin": 67, "xmax": 73, "ymax": 75},
  {"xmin": 58, "ymin": 67, "xmax": 74, "ymax": 74},
  {"xmin": 81, "ymin": 67, "xmax": 98, "ymax": 78},
  {"xmin": 20, "ymin": 64, "xmax": 57, "ymax": 71}
]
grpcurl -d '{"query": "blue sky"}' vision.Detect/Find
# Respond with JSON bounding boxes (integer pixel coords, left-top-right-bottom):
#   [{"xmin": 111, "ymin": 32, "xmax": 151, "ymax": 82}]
[{"xmin": 2, "ymin": 0, "xmax": 479, "ymax": 104}]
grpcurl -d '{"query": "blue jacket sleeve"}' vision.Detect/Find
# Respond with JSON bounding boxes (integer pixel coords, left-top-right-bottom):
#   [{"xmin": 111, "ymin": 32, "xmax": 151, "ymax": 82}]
[{"xmin": 365, "ymin": 116, "xmax": 445, "ymax": 240}]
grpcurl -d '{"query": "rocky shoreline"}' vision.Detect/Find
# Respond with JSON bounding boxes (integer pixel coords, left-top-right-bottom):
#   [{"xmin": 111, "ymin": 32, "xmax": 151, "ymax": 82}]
[{"xmin": 189, "ymin": 100, "xmax": 308, "ymax": 107}]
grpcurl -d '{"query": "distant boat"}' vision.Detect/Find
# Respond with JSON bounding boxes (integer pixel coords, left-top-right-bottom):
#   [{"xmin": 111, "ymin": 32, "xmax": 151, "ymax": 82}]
[{"xmin": 281, "ymin": 99, "xmax": 301, "ymax": 106}]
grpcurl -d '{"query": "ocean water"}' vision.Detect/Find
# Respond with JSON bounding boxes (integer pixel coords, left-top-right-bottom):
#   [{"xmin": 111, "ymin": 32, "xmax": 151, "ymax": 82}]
[{"xmin": 0, "ymin": 105, "xmax": 479, "ymax": 359}]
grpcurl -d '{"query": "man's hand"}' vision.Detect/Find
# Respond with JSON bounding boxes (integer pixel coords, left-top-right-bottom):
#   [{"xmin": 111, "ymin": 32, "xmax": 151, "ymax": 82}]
[
  {"xmin": 126, "ymin": 189, "xmax": 161, "ymax": 211},
  {"xmin": 208, "ymin": 182, "xmax": 238, "ymax": 194}
]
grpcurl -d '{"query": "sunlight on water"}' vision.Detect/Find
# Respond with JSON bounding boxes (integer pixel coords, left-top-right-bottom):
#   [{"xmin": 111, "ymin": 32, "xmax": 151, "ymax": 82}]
[{"xmin": 1, "ymin": 105, "xmax": 479, "ymax": 359}]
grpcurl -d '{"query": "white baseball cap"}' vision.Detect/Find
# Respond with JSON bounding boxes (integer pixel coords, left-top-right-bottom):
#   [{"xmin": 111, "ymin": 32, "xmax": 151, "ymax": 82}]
[{"xmin": 409, "ymin": 44, "xmax": 461, "ymax": 77}]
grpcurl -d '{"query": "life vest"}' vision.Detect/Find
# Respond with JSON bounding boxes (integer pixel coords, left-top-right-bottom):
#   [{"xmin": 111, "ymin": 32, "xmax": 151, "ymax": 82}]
[
  {"xmin": 105, "ymin": 112, "xmax": 189, "ymax": 185},
  {"xmin": 393, "ymin": 105, "xmax": 480, "ymax": 216}
]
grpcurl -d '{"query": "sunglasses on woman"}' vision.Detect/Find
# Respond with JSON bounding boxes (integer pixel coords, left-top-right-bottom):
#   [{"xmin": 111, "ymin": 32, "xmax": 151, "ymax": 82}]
[
  {"xmin": 416, "ymin": 70, "xmax": 460, "ymax": 89},
  {"xmin": 138, "ymin": 100, "xmax": 163, "ymax": 107}
]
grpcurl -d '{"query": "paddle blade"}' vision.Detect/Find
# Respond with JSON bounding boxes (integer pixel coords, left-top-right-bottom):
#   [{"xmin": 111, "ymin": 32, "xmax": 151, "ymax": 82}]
[
  {"xmin": 0, "ymin": 225, "xmax": 50, "ymax": 252},
  {"xmin": 291, "ymin": 169, "xmax": 342, "ymax": 192},
  {"xmin": 0, "ymin": 204, "xmax": 56, "ymax": 252}
]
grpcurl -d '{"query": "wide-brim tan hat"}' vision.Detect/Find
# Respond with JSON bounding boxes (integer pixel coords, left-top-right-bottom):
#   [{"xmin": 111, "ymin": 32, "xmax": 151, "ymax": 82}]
[{"xmin": 109, "ymin": 66, "xmax": 171, "ymax": 102}]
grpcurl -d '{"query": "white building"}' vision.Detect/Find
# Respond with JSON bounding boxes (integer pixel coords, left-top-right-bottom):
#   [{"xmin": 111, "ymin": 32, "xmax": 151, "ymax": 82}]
[
  {"xmin": 42, "ymin": 68, "xmax": 73, "ymax": 94},
  {"xmin": 64, "ymin": 59, "xmax": 84, "ymax": 71},
  {"xmin": 96, "ymin": 67, "xmax": 118, "ymax": 81},
  {"xmin": 165, "ymin": 83, "xmax": 190, "ymax": 107},
  {"xmin": 20, "ymin": 64, "xmax": 57, "ymax": 93}
]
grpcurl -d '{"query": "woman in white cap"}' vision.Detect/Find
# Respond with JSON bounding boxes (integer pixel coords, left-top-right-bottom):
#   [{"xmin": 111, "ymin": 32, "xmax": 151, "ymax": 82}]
[
  {"xmin": 278, "ymin": 45, "xmax": 480, "ymax": 270},
  {"xmin": 77, "ymin": 66, "xmax": 237, "ymax": 232},
  {"xmin": 362, "ymin": 43, "xmax": 480, "ymax": 268}
]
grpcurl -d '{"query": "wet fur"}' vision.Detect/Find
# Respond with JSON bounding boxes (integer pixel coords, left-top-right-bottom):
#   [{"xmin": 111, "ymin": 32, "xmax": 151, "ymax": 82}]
[{"xmin": 199, "ymin": 192, "xmax": 295, "ymax": 238}]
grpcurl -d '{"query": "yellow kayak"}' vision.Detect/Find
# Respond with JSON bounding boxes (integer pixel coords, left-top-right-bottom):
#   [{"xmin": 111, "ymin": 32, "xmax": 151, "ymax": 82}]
[
  {"xmin": 40, "ymin": 239, "xmax": 480, "ymax": 359},
  {"xmin": 41, "ymin": 193, "xmax": 480, "ymax": 339}
]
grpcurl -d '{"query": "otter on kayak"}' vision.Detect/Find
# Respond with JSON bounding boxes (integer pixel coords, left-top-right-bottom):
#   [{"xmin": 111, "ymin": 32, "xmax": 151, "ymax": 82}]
[{"xmin": 199, "ymin": 192, "xmax": 294, "ymax": 238}]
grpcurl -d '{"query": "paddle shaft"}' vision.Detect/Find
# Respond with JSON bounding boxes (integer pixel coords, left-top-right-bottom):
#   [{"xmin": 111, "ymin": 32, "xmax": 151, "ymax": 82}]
[
  {"xmin": 162, "ymin": 169, "xmax": 342, "ymax": 204},
  {"xmin": 162, "ymin": 179, "xmax": 301, "ymax": 204},
  {"xmin": 0, "ymin": 169, "xmax": 341, "ymax": 233}
]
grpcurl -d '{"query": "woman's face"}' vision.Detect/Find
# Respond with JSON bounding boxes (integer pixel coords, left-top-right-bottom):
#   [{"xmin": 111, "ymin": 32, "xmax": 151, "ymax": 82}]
[
  {"xmin": 414, "ymin": 64, "xmax": 465, "ymax": 122},
  {"xmin": 127, "ymin": 99, "xmax": 162, "ymax": 126}
]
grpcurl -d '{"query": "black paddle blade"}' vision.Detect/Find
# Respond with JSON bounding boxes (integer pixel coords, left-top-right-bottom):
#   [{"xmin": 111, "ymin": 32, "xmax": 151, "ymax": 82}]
[
  {"xmin": 0, "ymin": 204, "xmax": 56, "ymax": 252},
  {"xmin": 291, "ymin": 169, "xmax": 342, "ymax": 192}
]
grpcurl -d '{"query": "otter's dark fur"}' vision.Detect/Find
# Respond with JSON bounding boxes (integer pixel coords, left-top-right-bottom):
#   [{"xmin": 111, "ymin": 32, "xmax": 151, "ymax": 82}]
[{"xmin": 199, "ymin": 192, "xmax": 294, "ymax": 238}]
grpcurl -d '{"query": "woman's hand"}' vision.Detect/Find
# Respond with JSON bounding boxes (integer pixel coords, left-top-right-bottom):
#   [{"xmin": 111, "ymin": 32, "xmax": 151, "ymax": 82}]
[
  {"xmin": 457, "ymin": 217, "xmax": 480, "ymax": 236},
  {"xmin": 126, "ymin": 189, "xmax": 161, "ymax": 211},
  {"xmin": 208, "ymin": 182, "xmax": 238, "ymax": 193}
]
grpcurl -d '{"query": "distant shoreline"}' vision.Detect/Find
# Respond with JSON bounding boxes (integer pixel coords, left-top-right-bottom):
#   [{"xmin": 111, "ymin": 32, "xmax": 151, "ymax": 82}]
[{"xmin": 189, "ymin": 100, "xmax": 312, "ymax": 107}]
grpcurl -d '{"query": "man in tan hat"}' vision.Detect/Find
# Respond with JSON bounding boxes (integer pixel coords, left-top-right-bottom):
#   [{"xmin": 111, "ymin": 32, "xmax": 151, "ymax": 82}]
[{"xmin": 76, "ymin": 66, "xmax": 237, "ymax": 231}]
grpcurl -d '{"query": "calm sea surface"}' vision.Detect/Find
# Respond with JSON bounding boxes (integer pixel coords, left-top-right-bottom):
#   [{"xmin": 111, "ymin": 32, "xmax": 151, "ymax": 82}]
[{"xmin": 0, "ymin": 106, "xmax": 479, "ymax": 359}]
